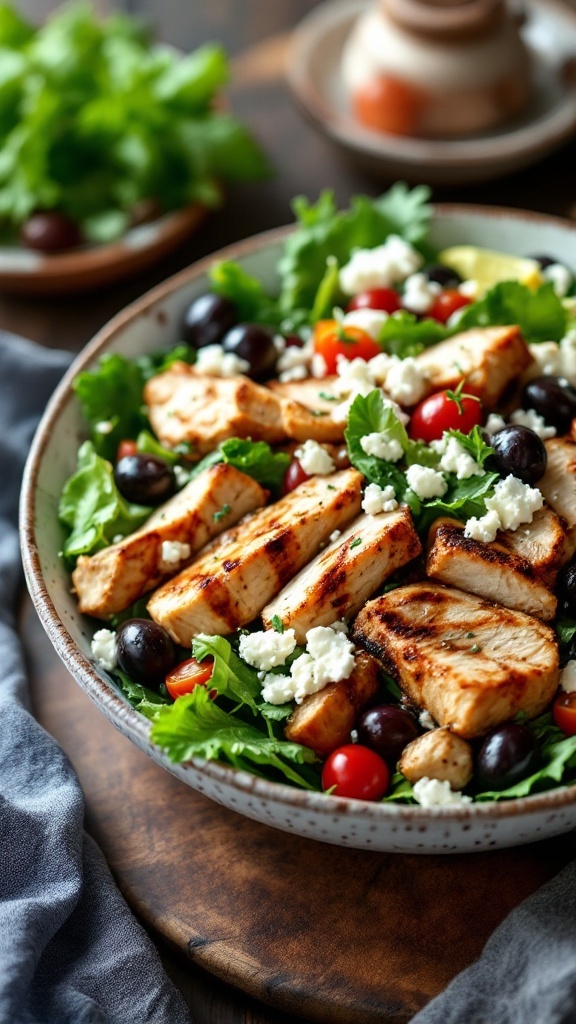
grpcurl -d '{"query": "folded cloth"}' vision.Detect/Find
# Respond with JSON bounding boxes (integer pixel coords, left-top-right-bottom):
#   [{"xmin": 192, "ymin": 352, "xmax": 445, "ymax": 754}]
[{"xmin": 0, "ymin": 334, "xmax": 191, "ymax": 1024}]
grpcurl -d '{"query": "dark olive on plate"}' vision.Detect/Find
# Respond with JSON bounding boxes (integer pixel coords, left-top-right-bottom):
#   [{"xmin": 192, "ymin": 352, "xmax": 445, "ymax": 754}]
[
  {"xmin": 557, "ymin": 559, "xmax": 576, "ymax": 618},
  {"xmin": 489, "ymin": 424, "xmax": 547, "ymax": 484},
  {"xmin": 114, "ymin": 453, "xmax": 175, "ymax": 505},
  {"xmin": 116, "ymin": 619, "xmax": 177, "ymax": 688},
  {"xmin": 21, "ymin": 210, "xmax": 83, "ymax": 252},
  {"xmin": 222, "ymin": 323, "xmax": 278, "ymax": 380},
  {"xmin": 357, "ymin": 704, "xmax": 419, "ymax": 766},
  {"xmin": 476, "ymin": 723, "xmax": 539, "ymax": 791},
  {"xmin": 182, "ymin": 293, "xmax": 238, "ymax": 350},
  {"xmin": 529, "ymin": 254, "xmax": 559, "ymax": 269},
  {"xmin": 423, "ymin": 263, "xmax": 462, "ymax": 288},
  {"xmin": 521, "ymin": 376, "xmax": 576, "ymax": 435}
]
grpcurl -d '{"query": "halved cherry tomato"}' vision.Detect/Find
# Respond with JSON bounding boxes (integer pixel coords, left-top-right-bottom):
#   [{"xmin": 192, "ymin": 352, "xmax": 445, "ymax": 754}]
[
  {"xmin": 409, "ymin": 384, "xmax": 483, "ymax": 442},
  {"xmin": 313, "ymin": 319, "xmax": 382, "ymax": 375},
  {"xmin": 428, "ymin": 290, "xmax": 472, "ymax": 325},
  {"xmin": 116, "ymin": 439, "xmax": 138, "ymax": 462},
  {"xmin": 553, "ymin": 691, "xmax": 576, "ymax": 736},
  {"xmin": 165, "ymin": 657, "xmax": 215, "ymax": 701},
  {"xmin": 352, "ymin": 76, "xmax": 424, "ymax": 136},
  {"xmin": 322, "ymin": 744, "xmax": 390, "ymax": 801},
  {"xmin": 346, "ymin": 287, "xmax": 401, "ymax": 315},
  {"xmin": 282, "ymin": 457, "xmax": 311, "ymax": 494}
]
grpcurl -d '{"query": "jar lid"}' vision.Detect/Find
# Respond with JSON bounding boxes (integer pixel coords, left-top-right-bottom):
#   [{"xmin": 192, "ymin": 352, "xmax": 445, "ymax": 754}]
[{"xmin": 381, "ymin": 0, "xmax": 507, "ymax": 40}]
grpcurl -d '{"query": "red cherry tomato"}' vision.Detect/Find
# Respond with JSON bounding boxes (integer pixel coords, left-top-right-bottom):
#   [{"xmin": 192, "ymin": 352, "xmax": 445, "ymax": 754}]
[
  {"xmin": 352, "ymin": 75, "xmax": 424, "ymax": 136},
  {"xmin": 313, "ymin": 319, "xmax": 382, "ymax": 375},
  {"xmin": 409, "ymin": 387, "xmax": 483, "ymax": 442},
  {"xmin": 165, "ymin": 657, "xmax": 215, "ymax": 701},
  {"xmin": 322, "ymin": 744, "xmax": 390, "ymax": 801},
  {"xmin": 346, "ymin": 287, "xmax": 401, "ymax": 315},
  {"xmin": 282, "ymin": 457, "xmax": 311, "ymax": 494},
  {"xmin": 428, "ymin": 290, "xmax": 472, "ymax": 325},
  {"xmin": 116, "ymin": 439, "xmax": 138, "ymax": 462},
  {"xmin": 553, "ymin": 692, "xmax": 576, "ymax": 736}
]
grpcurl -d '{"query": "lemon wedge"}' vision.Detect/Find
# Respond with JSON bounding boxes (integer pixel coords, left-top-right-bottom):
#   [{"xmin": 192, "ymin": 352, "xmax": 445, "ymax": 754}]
[{"xmin": 438, "ymin": 246, "xmax": 543, "ymax": 297}]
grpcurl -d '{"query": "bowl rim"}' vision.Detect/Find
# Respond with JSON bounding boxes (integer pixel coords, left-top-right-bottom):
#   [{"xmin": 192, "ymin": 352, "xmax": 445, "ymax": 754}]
[{"xmin": 20, "ymin": 201, "xmax": 576, "ymax": 825}]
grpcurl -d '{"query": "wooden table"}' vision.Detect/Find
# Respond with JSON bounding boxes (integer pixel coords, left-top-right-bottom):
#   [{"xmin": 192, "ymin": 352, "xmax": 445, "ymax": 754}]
[{"xmin": 12, "ymin": 2, "xmax": 576, "ymax": 1022}]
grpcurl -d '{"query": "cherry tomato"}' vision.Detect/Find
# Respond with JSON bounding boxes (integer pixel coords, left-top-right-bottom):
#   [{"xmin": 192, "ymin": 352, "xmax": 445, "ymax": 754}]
[
  {"xmin": 116, "ymin": 439, "xmax": 138, "ymax": 462},
  {"xmin": 346, "ymin": 287, "xmax": 401, "ymax": 315},
  {"xmin": 409, "ymin": 386, "xmax": 483, "ymax": 442},
  {"xmin": 322, "ymin": 744, "xmax": 390, "ymax": 801},
  {"xmin": 352, "ymin": 76, "xmax": 423, "ymax": 136},
  {"xmin": 428, "ymin": 290, "xmax": 472, "ymax": 325},
  {"xmin": 553, "ymin": 692, "xmax": 576, "ymax": 736},
  {"xmin": 282, "ymin": 458, "xmax": 310, "ymax": 494},
  {"xmin": 165, "ymin": 657, "xmax": 215, "ymax": 701},
  {"xmin": 313, "ymin": 319, "xmax": 382, "ymax": 375}
]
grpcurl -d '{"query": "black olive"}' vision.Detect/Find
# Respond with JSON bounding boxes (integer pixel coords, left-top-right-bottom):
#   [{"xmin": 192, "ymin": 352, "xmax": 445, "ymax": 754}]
[
  {"xmin": 357, "ymin": 705, "xmax": 419, "ymax": 766},
  {"xmin": 182, "ymin": 293, "xmax": 238, "ymax": 350},
  {"xmin": 221, "ymin": 323, "xmax": 278, "ymax": 380},
  {"xmin": 21, "ymin": 210, "xmax": 83, "ymax": 251},
  {"xmin": 476, "ymin": 723, "xmax": 539, "ymax": 791},
  {"xmin": 490, "ymin": 425, "xmax": 547, "ymax": 484},
  {"xmin": 116, "ymin": 619, "xmax": 177, "ymax": 688},
  {"xmin": 423, "ymin": 263, "xmax": 462, "ymax": 288},
  {"xmin": 114, "ymin": 453, "xmax": 175, "ymax": 506},
  {"xmin": 521, "ymin": 376, "xmax": 576, "ymax": 435}
]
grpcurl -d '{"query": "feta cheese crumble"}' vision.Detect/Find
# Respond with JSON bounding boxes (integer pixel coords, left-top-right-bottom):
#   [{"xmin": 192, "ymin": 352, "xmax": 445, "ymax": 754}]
[
  {"xmin": 560, "ymin": 661, "xmax": 576, "ymax": 694},
  {"xmin": 260, "ymin": 624, "xmax": 356, "ymax": 705},
  {"xmin": 360, "ymin": 431, "xmax": 404, "ymax": 462},
  {"xmin": 464, "ymin": 510, "xmax": 501, "ymax": 544},
  {"xmin": 484, "ymin": 413, "xmax": 507, "ymax": 436},
  {"xmin": 329, "ymin": 529, "xmax": 342, "ymax": 543},
  {"xmin": 418, "ymin": 710, "xmax": 436, "ymax": 731},
  {"xmin": 195, "ymin": 344, "xmax": 250, "ymax": 377},
  {"xmin": 405, "ymin": 464, "xmax": 447, "ymax": 499},
  {"xmin": 528, "ymin": 334, "xmax": 576, "ymax": 385},
  {"xmin": 484, "ymin": 474, "xmax": 543, "ymax": 532},
  {"xmin": 294, "ymin": 439, "xmax": 335, "ymax": 475},
  {"xmin": 401, "ymin": 272, "xmax": 441, "ymax": 314},
  {"xmin": 432, "ymin": 434, "xmax": 485, "ymax": 480},
  {"xmin": 542, "ymin": 262, "xmax": 572, "ymax": 297},
  {"xmin": 160, "ymin": 540, "xmax": 191, "ymax": 567},
  {"xmin": 277, "ymin": 338, "xmax": 313, "ymax": 382},
  {"xmin": 361, "ymin": 482, "xmax": 399, "ymax": 515},
  {"xmin": 342, "ymin": 308, "xmax": 389, "ymax": 339},
  {"xmin": 384, "ymin": 356, "xmax": 427, "ymax": 406},
  {"xmin": 509, "ymin": 408, "xmax": 556, "ymax": 440},
  {"xmin": 413, "ymin": 777, "xmax": 472, "ymax": 807},
  {"xmin": 91, "ymin": 629, "xmax": 117, "ymax": 672},
  {"xmin": 339, "ymin": 235, "xmax": 422, "ymax": 295},
  {"xmin": 238, "ymin": 628, "xmax": 297, "ymax": 671}
]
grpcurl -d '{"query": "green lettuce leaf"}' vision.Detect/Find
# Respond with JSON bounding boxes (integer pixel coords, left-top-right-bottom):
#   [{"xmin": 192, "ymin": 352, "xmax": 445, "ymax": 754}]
[
  {"xmin": 557, "ymin": 618, "xmax": 576, "ymax": 647},
  {"xmin": 150, "ymin": 686, "xmax": 319, "ymax": 789},
  {"xmin": 417, "ymin": 470, "xmax": 500, "ymax": 535},
  {"xmin": 136, "ymin": 344, "xmax": 195, "ymax": 382},
  {"xmin": 192, "ymin": 633, "xmax": 262, "ymax": 712},
  {"xmin": 112, "ymin": 668, "xmax": 170, "ymax": 721},
  {"xmin": 73, "ymin": 353, "xmax": 147, "ymax": 460},
  {"xmin": 377, "ymin": 311, "xmax": 450, "ymax": 358},
  {"xmin": 209, "ymin": 260, "xmax": 281, "ymax": 325},
  {"xmin": 187, "ymin": 437, "xmax": 290, "ymax": 492},
  {"xmin": 135, "ymin": 429, "xmax": 178, "ymax": 466},
  {"xmin": 456, "ymin": 281, "xmax": 568, "ymax": 342},
  {"xmin": 59, "ymin": 441, "xmax": 150, "ymax": 562},
  {"xmin": 476, "ymin": 714, "xmax": 576, "ymax": 800}
]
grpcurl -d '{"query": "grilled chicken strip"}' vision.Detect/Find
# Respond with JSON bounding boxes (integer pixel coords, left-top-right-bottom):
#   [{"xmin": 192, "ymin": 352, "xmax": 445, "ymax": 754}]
[
  {"xmin": 399, "ymin": 727, "xmax": 473, "ymax": 790},
  {"xmin": 426, "ymin": 517, "xmax": 558, "ymax": 621},
  {"xmin": 353, "ymin": 583, "xmax": 559, "ymax": 739},
  {"xmin": 268, "ymin": 377, "xmax": 345, "ymax": 442},
  {"xmin": 72, "ymin": 464, "xmax": 267, "ymax": 619},
  {"xmin": 497, "ymin": 506, "xmax": 574, "ymax": 588},
  {"xmin": 539, "ymin": 437, "xmax": 576, "ymax": 531},
  {"xmin": 262, "ymin": 507, "xmax": 421, "ymax": 642},
  {"xmin": 147, "ymin": 469, "xmax": 363, "ymax": 645},
  {"xmin": 414, "ymin": 326, "xmax": 531, "ymax": 409},
  {"xmin": 284, "ymin": 651, "xmax": 380, "ymax": 755}
]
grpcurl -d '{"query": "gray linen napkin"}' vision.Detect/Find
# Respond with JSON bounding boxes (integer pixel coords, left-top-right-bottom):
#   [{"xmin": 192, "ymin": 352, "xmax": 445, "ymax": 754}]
[{"xmin": 0, "ymin": 333, "xmax": 191, "ymax": 1024}]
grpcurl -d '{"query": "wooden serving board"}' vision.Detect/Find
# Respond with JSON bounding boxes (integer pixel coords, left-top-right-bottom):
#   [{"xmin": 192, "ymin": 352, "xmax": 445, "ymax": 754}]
[{"xmin": 22, "ymin": 595, "xmax": 576, "ymax": 1024}]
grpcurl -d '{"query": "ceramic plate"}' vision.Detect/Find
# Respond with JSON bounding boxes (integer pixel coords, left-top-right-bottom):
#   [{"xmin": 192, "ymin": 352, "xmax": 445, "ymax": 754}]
[
  {"xmin": 287, "ymin": 0, "xmax": 576, "ymax": 185},
  {"xmin": 20, "ymin": 204, "xmax": 576, "ymax": 854},
  {"xmin": 0, "ymin": 203, "xmax": 206, "ymax": 295}
]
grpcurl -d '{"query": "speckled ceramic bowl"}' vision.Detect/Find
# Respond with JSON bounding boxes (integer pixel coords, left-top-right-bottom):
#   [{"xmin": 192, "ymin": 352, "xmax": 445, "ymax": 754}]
[{"xmin": 20, "ymin": 205, "xmax": 576, "ymax": 853}]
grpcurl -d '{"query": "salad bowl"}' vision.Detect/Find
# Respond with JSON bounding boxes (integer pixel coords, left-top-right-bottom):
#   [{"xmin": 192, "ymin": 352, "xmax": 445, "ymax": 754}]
[{"xmin": 20, "ymin": 201, "xmax": 576, "ymax": 854}]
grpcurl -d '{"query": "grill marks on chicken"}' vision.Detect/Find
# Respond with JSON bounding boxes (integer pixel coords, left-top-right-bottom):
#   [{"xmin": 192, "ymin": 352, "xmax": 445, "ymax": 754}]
[
  {"xmin": 262, "ymin": 507, "xmax": 421, "ymax": 642},
  {"xmin": 353, "ymin": 583, "xmax": 559, "ymax": 739},
  {"xmin": 147, "ymin": 469, "xmax": 363, "ymax": 645}
]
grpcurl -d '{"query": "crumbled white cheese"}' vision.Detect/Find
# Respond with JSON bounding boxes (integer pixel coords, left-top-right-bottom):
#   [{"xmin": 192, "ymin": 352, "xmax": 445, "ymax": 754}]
[
  {"xmin": 330, "ymin": 619, "xmax": 349, "ymax": 634},
  {"xmin": 91, "ymin": 629, "xmax": 117, "ymax": 672},
  {"xmin": 160, "ymin": 540, "xmax": 191, "ymax": 567},
  {"xmin": 384, "ymin": 356, "xmax": 427, "ymax": 406},
  {"xmin": 509, "ymin": 408, "xmax": 556, "ymax": 440},
  {"xmin": 413, "ymin": 777, "xmax": 472, "ymax": 807},
  {"xmin": 401, "ymin": 272, "xmax": 441, "ymax": 314},
  {"xmin": 294, "ymin": 439, "xmax": 335, "ymax": 475},
  {"xmin": 239, "ymin": 628, "xmax": 297, "ymax": 671},
  {"xmin": 311, "ymin": 352, "xmax": 328, "ymax": 378},
  {"xmin": 464, "ymin": 510, "xmax": 501, "ymax": 543},
  {"xmin": 528, "ymin": 341, "xmax": 562, "ymax": 378},
  {"xmin": 484, "ymin": 413, "xmax": 507, "ymax": 436},
  {"xmin": 367, "ymin": 352, "xmax": 394, "ymax": 385},
  {"xmin": 342, "ymin": 308, "xmax": 389, "ymax": 339},
  {"xmin": 329, "ymin": 529, "xmax": 342, "ymax": 543},
  {"xmin": 431, "ymin": 434, "xmax": 485, "ymax": 480},
  {"xmin": 95, "ymin": 420, "xmax": 114, "ymax": 435},
  {"xmin": 261, "ymin": 623, "xmax": 356, "ymax": 705},
  {"xmin": 195, "ymin": 344, "xmax": 250, "ymax": 377},
  {"xmin": 485, "ymin": 474, "xmax": 543, "ymax": 532},
  {"xmin": 419, "ymin": 710, "xmax": 436, "ymax": 731},
  {"xmin": 360, "ymin": 431, "xmax": 404, "ymax": 462},
  {"xmin": 112, "ymin": 534, "xmax": 123, "ymax": 544},
  {"xmin": 361, "ymin": 482, "xmax": 398, "ymax": 515},
  {"xmin": 405, "ymin": 464, "xmax": 447, "ymax": 499},
  {"xmin": 458, "ymin": 279, "xmax": 479, "ymax": 300},
  {"xmin": 277, "ymin": 338, "xmax": 313, "ymax": 382},
  {"xmin": 560, "ymin": 330, "xmax": 576, "ymax": 383},
  {"xmin": 339, "ymin": 235, "xmax": 423, "ymax": 295},
  {"xmin": 174, "ymin": 465, "xmax": 190, "ymax": 489},
  {"xmin": 560, "ymin": 661, "xmax": 576, "ymax": 693},
  {"xmin": 335, "ymin": 354, "xmax": 376, "ymax": 396},
  {"xmin": 542, "ymin": 262, "xmax": 573, "ymax": 298}
]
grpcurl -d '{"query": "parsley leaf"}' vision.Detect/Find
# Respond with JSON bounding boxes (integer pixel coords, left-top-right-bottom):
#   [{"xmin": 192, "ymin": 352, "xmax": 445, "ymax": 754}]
[
  {"xmin": 271, "ymin": 615, "xmax": 284, "ymax": 633},
  {"xmin": 445, "ymin": 425, "xmax": 494, "ymax": 467}
]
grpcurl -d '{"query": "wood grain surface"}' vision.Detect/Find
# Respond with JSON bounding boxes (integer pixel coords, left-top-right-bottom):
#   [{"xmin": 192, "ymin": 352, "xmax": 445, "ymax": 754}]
[{"xmin": 12, "ymin": 2, "xmax": 576, "ymax": 1021}]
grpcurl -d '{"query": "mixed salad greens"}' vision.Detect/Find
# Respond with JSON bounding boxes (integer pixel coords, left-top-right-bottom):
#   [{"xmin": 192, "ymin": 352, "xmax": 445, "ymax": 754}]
[{"xmin": 58, "ymin": 184, "xmax": 576, "ymax": 805}]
